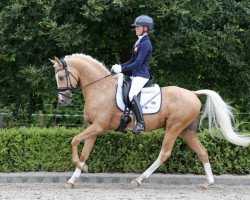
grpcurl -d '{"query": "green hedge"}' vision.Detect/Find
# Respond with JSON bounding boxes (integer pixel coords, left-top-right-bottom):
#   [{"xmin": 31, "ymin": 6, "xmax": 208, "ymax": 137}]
[
  {"xmin": 0, "ymin": 0, "xmax": 249, "ymax": 120},
  {"xmin": 0, "ymin": 127, "xmax": 249, "ymax": 174}
]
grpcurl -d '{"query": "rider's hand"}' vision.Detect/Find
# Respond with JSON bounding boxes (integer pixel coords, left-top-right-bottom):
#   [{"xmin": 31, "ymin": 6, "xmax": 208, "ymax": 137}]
[{"xmin": 111, "ymin": 64, "xmax": 122, "ymax": 74}]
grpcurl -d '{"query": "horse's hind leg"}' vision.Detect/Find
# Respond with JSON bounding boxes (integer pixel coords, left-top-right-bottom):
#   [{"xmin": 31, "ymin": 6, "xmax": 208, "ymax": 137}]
[
  {"xmin": 131, "ymin": 125, "xmax": 181, "ymax": 186},
  {"xmin": 67, "ymin": 136, "xmax": 97, "ymax": 188},
  {"xmin": 181, "ymin": 123, "xmax": 214, "ymax": 189}
]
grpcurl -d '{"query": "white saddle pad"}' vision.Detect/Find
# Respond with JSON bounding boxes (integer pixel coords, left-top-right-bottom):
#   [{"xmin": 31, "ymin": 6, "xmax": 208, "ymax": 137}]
[{"xmin": 115, "ymin": 73, "xmax": 162, "ymax": 114}]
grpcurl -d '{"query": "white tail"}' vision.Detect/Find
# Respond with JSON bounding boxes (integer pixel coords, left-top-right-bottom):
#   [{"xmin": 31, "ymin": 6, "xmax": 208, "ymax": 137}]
[{"xmin": 195, "ymin": 89, "xmax": 250, "ymax": 147}]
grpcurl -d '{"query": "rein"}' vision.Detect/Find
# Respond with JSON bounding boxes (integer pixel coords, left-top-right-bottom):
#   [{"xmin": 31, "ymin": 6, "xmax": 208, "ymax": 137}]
[
  {"xmin": 81, "ymin": 74, "xmax": 112, "ymax": 88},
  {"xmin": 56, "ymin": 59, "xmax": 112, "ymax": 97}
]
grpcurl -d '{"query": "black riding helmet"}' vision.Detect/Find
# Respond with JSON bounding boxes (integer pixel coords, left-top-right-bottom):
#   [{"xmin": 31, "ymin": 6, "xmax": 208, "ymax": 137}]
[{"xmin": 131, "ymin": 15, "xmax": 154, "ymax": 31}]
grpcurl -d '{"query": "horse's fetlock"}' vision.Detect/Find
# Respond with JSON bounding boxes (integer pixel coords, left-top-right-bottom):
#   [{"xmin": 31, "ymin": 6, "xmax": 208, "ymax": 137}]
[
  {"xmin": 160, "ymin": 151, "xmax": 171, "ymax": 162},
  {"xmin": 198, "ymin": 149, "xmax": 209, "ymax": 162}
]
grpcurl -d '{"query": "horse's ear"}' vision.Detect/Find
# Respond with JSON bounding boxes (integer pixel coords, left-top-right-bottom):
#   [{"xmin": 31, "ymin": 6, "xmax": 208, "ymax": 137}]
[
  {"xmin": 49, "ymin": 58, "xmax": 56, "ymax": 66},
  {"xmin": 54, "ymin": 56, "xmax": 63, "ymax": 68}
]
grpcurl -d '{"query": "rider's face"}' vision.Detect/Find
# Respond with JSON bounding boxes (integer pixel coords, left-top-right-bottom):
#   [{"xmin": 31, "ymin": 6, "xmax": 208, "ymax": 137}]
[{"xmin": 135, "ymin": 26, "xmax": 144, "ymax": 36}]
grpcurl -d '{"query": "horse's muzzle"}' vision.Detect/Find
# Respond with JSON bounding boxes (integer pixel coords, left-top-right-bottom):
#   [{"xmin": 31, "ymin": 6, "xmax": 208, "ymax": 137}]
[{"xmin": 58, "ymin": 93, "xmax": 72, "ymax": 106}]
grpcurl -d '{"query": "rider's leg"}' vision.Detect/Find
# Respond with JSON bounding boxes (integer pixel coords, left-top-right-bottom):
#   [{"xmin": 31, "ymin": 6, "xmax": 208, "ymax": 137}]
[
  {"xmin": 129, "ymin": 76, "xmax": 149, "ymax": 133},
  {"xmin": 131, "ymin": 95, "xmax": 145, "ymax": 133}
]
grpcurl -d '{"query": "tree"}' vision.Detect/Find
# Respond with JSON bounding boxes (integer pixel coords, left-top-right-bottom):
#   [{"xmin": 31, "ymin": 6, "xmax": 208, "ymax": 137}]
[{"xmin": 0, "ymin": 0, "xmax": 249, "ymax": 125}]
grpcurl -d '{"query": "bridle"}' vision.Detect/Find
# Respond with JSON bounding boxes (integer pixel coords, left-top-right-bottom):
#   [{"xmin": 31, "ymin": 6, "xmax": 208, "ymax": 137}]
[
  {"xmin": 55, "ymin": 59, "xmax": 112, "ymax": 98},
  {"xmin": 55, "ymin": 59, "xmax": 79, "ymax": 98}
]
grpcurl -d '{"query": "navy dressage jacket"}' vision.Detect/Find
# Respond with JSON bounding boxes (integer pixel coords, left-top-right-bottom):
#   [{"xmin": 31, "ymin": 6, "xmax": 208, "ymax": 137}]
[{"xmin": 121, "ymin": 35, "xmax": 152, "ymax": 79}]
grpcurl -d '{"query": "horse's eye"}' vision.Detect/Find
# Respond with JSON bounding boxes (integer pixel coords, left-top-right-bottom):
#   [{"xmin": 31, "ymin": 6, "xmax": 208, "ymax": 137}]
[{"xmin": 59, "ymin": 76, "xmax": 65, "ymax": 81}]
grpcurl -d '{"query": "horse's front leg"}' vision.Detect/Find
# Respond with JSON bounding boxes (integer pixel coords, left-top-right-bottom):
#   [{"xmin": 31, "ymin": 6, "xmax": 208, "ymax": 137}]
[
  {"xmin": 67, "ymin": 124, "xmax": 104, "ymax": 187},
  {"xmin": 67, "ymin": 136, "xmax": 97, "ymax": 188},
  {"xmin": 71, "ymin": 124, "xmax": 103, "ymax": 167}
]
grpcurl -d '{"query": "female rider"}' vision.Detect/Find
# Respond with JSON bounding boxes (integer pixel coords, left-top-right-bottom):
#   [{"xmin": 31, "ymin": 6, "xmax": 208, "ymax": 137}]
[{"xmin": 112, "ymin": 15, "xmax": 154, "ymax": 133}]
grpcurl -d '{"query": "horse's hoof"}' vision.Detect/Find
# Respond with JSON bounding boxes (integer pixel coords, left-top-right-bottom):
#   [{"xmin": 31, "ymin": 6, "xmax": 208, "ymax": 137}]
[
  {"xmin": 201, "ymin": 182, "xmax": 213, "ymax": 189},
  {"xmin": 130, "ymin": 179, "xmax": 141, "ymax": 187},
  {"xmin": 65, "ymin": 182, "xmax": 75, "ymax": 189}
]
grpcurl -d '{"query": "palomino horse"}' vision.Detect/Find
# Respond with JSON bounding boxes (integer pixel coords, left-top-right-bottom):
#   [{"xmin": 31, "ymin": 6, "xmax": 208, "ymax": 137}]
[{"xmin": 50, "ymin": 53, "xmax": 250, "ymax": 189}]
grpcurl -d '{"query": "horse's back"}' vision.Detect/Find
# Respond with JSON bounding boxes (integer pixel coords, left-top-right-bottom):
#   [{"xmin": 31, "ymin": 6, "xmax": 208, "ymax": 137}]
[
  {"xmin": 161, "ymin": 86, "xmax": 201, "ymax": 118},
  {"xmin": 162, "ymin": 86, "xmax": 198, "ymax": 99}
]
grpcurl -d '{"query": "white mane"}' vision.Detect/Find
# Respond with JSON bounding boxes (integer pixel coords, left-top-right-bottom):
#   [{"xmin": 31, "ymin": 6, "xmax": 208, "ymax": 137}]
[{"xmin": 65, "ymin": 53, "xmax": 108, "ymax": 71}]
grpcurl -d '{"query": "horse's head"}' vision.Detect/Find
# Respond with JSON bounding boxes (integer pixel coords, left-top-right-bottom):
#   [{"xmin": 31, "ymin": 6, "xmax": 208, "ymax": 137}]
[{"xmin": 50, "ymin": 57, "xmax": 79, "ymax": 106}]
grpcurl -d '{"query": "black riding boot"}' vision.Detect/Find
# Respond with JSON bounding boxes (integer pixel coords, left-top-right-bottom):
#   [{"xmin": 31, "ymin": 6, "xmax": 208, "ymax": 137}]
[{"xmin": 131, "ymin": 96, "xmax": 145, "ymax": 133}]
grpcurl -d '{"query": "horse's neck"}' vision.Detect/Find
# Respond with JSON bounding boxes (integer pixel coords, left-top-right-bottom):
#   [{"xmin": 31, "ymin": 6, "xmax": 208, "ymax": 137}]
[
  {"xmin": 70, "ymin": 57, "xmax": 106, "ymax": 86},
  {"xmin": 73, "ymin": 58, "xmax": 115, "ymax": 99},
  {"xmin": 81, "ymin": 76, "xmax": 116, "ymax": 106}
]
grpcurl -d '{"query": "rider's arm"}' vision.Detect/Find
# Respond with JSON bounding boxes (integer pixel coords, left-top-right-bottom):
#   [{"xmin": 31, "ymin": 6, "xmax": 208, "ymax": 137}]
[{"xmin": 121, "ymin": 42, "xmax": 151, "ymax": 72}]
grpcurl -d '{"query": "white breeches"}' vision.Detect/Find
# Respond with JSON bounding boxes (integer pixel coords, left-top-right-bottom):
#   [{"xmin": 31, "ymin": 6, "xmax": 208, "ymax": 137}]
[{"xmin": 129, "ymin": 76, "xmax": 149, "ymax": 102}]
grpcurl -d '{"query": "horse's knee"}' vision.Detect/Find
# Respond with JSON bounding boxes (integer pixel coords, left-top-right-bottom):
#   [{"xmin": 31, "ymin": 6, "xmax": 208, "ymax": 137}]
[
  {"xmin": 160, "ymin": 151, "xmax": 171, "ymax": 162},
  {"xmin": 71, "ymin": 136, "xmax": 80, "ymax": 146}
]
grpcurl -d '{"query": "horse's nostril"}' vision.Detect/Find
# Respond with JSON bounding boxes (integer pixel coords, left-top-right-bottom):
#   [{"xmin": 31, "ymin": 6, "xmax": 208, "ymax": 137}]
[{"xmin": 58, "ymin": 99, "xmax": 65, "ymax": 105}]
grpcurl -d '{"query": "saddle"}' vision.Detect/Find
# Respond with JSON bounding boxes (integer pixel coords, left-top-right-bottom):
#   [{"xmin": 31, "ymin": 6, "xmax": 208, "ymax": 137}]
[
  {"xmin": 122, "ymin": 75, "xmax": 155, "ymax": 108},
  {"xmin": 116, "ymin": 74, "xmax": 161, "ymax": 132}
]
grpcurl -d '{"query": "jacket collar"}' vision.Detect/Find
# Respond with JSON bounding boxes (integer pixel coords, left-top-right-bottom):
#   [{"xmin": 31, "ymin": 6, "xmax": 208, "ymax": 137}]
[
  {"xmin": 135, "ymin": 34, "xmax": 149, "ymax": 47},
  {"xmin": 139, "ymin": 34, "xmax": 149, "ymax": 42}
]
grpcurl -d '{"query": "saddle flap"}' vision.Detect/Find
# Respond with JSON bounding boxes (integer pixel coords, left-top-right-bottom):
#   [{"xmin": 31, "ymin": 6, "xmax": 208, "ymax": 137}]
[{"xmin": 115, "ymin": 74, "xmax": 162, "ymax": 114}]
